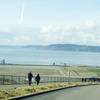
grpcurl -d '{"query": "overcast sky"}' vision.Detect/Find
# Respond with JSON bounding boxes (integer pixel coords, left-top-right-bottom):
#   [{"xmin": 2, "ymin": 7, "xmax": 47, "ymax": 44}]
[{"xmin": 0, "ymin": 0, "xmax": 100, "ymax": 45}]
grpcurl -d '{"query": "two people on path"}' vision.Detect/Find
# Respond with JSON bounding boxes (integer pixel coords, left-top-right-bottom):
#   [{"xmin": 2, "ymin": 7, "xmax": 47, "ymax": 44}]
[{"xmin": 28, "ymin": 72, "xmax": 40, "ymax": 86}]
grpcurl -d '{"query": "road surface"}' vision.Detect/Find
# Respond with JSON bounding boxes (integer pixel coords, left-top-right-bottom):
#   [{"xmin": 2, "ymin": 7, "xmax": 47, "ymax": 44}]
[{"xmin": 22, "ymin": 85, "xmax": 100, "ymax": 100}]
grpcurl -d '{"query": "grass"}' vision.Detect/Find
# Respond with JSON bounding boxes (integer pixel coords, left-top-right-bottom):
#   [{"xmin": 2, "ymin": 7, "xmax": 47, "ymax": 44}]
[
  {"xmin": 0, "ymin": 64, "xmax": 99, "ymax": 77},
  {"xmin": 0, "ymin": 82, "xmax": 82, "ymax": 100},
  {"xmin": 87, "ymin": 68, "xmax": 100, "ymax": 76}
]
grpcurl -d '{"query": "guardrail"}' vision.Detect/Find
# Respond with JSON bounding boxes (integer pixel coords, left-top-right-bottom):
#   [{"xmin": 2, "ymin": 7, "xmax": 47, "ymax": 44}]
[
  {"xmin": 0, "ymin": 75, "xmax": 82, "ymax": 85},
  {"xmin": 0, "ymin": 75, "xmax": 27, "ymax": 85}
]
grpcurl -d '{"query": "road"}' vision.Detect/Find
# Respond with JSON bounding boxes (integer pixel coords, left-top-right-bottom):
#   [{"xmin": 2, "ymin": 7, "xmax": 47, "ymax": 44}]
[{"xmin": 22, "ymin": 85, "xmax": 100, "ymax": 100}]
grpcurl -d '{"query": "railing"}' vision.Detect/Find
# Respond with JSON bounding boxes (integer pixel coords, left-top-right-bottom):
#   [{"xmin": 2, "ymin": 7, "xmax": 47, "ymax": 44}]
[
  {"xmin": 0, "ymin": 75, "xmax": 82, "ymax": 85},
  {"xmin": 0, "ymin": 75, "xmax": 27, "ymax": 85},
  {"xmin": 40, "ymin": 76, "xmax": 81, "ymax": 83}
]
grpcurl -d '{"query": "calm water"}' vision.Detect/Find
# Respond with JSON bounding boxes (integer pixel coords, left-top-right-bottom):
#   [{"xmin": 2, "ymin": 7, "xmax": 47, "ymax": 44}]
[{"xmin": 0, "ymin": 47, "xmax": 100, "ymax": 66}]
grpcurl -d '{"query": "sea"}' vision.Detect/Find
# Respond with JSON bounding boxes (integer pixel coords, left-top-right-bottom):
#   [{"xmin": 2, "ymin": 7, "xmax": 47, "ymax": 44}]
[{"xmin": 0, "ymin": 47, "xmax": 100, "ymax": 66}]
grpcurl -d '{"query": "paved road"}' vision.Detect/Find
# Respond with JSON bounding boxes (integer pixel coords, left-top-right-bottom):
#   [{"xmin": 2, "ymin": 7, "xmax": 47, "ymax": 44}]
[{"xmin": 22, "ymin": 85, "xmax": 100, "ymax": 100}]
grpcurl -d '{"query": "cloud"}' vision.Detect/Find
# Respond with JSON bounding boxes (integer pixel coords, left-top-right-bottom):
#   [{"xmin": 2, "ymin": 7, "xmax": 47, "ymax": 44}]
[
  {"xmin": 40, "ymin": 20, "xmax": 97, "ymax": 33},
  {"xmin": 39, "ymin": 20, "xmax": 100, "ymax": 45},
  {"xmin": 47, "ymin": 32, "xmax": 99, "ymax": 45},
  {"xmin": 0, "ymin": 19, "xmax": 100, "ymax": 45},
  {"xmin": 40, "ymin": 25, "xmax": 66, "ymax": 33},
  {"xmin": 81, "ymin": 20, "xmax": 97, "ymax": 28},
  {"xmin": 14, "ymin": 35, "xmax": 32, "ymax": 44}
]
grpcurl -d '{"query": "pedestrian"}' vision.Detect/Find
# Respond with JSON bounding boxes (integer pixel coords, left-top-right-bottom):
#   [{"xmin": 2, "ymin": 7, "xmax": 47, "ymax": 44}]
[
  {"xmin": 35, "ymin": 73, "xmax": 40, "ymax": 85},
  {"xmin": 28, "ymin": 72, "xmax": 33, "ymax": 86},
  {"xmin": 82, "ymin": 78, "xmax": 84, "ymax": 83}
]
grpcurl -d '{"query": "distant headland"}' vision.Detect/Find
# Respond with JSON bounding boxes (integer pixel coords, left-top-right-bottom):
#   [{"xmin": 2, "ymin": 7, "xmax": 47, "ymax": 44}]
[{"xmin": 1, "ymin": 44, "xmax": 100, "ymax": 52}]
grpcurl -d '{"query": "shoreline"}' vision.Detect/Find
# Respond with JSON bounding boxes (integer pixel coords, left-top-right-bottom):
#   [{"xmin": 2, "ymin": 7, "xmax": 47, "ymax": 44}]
[
  {"xmin": 0, "ymin": 64, "xmax": 63, "ymax": 70},
  {"xmin": 0, "ymin": 63, "xmax": 99, "ymax": 68}
]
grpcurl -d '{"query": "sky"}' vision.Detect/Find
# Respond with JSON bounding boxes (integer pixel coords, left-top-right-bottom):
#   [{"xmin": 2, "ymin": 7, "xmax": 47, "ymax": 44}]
[{"xmin": 0, "ymin": 0, "xmax": 100, "ymax": 45}]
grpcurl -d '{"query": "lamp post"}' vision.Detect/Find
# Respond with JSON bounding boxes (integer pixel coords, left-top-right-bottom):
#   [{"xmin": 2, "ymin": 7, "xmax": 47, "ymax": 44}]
[
  {"xmin": 63, "ymin": 63, "xmax": 71, "ymax": 83},
  {"xmin": 68, "ymin": 65, "xmax": 70, "ymax": 83}
]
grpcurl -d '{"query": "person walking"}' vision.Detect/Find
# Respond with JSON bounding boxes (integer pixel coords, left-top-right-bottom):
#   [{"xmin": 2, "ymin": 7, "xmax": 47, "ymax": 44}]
[
  {"xmin": 35, "ymin": 73, "xmax": 40, "ymax": 85},
  {"xmin": 28, "ymin": 72, "xmax": 33, "ymax": 86}
]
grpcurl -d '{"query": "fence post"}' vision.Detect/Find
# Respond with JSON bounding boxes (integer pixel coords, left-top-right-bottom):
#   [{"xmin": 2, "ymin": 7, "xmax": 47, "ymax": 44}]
[
  {"xmin": 3, "ymin": 75, "xmax": 5, "ymax": 85},
  {"xmin": 18, "ymin": 76, "xmax": 20, "ymax": 84},
  {"xmin": 11, "ymin": 75, "xmax": 13, "ymax": 85},
  {"xmin": 24, "ymin": 76, "xmax": 27, "ymax": 84}
]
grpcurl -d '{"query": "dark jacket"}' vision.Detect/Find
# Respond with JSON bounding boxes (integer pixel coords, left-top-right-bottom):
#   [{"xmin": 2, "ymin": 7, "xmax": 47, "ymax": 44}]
[
  {"xmin": 35, "ymin": 74, "xmax": 40, "ymax": 82},
  {"xmin": 28, "ymin": 72, "xmax": 33, "ymax": 80}
]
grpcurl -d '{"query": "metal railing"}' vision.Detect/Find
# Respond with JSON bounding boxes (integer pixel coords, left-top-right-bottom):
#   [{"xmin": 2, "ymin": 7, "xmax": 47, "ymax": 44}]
[
  {"xmin": 0, "ymin": 75, "xmax": 82, "ymax": 85},
  {"xmin": 0, "ymin": 75, "xmax": 27, "ymax": 85}
]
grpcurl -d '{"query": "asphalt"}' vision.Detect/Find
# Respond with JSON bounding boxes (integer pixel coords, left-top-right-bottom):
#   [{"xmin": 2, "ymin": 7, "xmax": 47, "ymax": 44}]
[{"xmin": 22, "ymin": 85, "xmax": 100, "ymax": 100}]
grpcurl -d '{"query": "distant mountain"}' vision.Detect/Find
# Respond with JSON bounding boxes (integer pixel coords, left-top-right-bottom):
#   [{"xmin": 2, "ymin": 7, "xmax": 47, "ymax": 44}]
[
  {"xmin": 48, "ymin": 44, "xmax": 100, "ymax": 52},
  {"xmin": 1, "ymin": 44, "xmax": 100, "ymax": 52},
  {"xmin": 22, "ymin": 44, "xmax": 100, "ymax": 52}
]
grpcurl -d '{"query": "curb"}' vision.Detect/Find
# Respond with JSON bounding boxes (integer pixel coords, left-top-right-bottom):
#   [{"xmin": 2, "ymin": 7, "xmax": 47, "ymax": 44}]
[{"xmin": 9, "ymin": 83, "xmax": 98, "ymax": 100}]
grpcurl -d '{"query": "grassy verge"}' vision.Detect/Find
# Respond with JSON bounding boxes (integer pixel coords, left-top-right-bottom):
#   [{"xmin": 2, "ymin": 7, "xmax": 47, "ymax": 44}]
[{"xmin": 0, "ymin": 82, "xmax": 85, "ymax": 100}]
